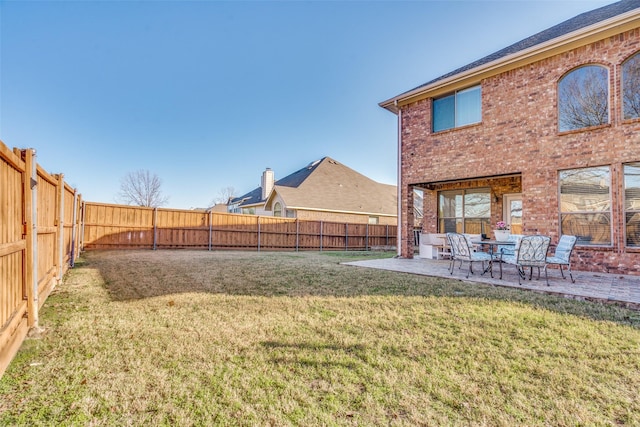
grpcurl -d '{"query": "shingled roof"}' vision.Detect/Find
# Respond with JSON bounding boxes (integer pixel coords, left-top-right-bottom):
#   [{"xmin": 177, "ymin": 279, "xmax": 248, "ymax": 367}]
[
  {"xmin": 265, "ymin": 157, "xmax": 397, "ymax": 216},
  {"xmin": 381, "ymin": 0, "xmax": 640, "ymax": 111},
  {"xmin": 229, "ymin": 186, "xmax": 263, "ymax": 208}
]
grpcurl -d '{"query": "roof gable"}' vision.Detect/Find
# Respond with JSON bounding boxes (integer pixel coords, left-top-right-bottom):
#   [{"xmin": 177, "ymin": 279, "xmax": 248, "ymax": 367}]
[{"xmin": 266, "ymin": 157, "xmax": 397, "ymax": 215}]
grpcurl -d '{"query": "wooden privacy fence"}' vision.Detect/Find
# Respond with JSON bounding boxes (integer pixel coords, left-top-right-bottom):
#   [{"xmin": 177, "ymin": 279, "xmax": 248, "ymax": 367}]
[
  {"xmin": 1, "ymin": 141, "xmax": 81, "ymax": 378},
  {"xmin": 82, "ymin": 202, "xmax": 397, "ymax": 251},
  {"xmin": 1, "ymin": 139, "xmax": 396, "ymax": 378}
]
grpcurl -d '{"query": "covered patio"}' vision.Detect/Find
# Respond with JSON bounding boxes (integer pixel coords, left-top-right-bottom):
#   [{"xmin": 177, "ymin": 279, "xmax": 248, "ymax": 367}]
[{"xmin": 343, "ymin": 257, "xmax": 640, "ymax": 310}]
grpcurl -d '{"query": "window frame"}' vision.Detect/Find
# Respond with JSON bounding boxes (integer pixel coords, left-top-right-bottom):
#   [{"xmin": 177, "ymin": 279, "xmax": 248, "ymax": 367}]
[
  {"xmin": 622, "ymin": 52, "xmax": 640, "ymax": 121},
  {"xmin": 437, "ymin": 188, "xmax": 491, "ymax": 235},
  {"xmin": 558, "ymin": 165, "xmax": 612, "ymax": 246},
  {"xmin": 432, "ymin": 84, "xmax": 482, "ymax": 133},
  {"xmin": 557, "ymin": 64, "xmax": 610, "ymax": 133},
  {"xmin": 624, "ymin": 162, "xmax": 640, "ymax": 248}
]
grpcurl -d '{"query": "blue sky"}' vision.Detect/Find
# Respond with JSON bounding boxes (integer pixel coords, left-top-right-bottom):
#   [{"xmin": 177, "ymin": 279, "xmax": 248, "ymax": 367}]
[{"xmin": 0, "ymin": 0, "xmax": 615, "ymax": 209}]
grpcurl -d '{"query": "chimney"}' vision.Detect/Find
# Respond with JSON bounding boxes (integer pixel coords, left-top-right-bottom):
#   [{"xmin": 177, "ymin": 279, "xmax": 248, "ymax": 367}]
[{"xmin": 261, "ymin": 168, "xmax": 274, "ymax": 200}]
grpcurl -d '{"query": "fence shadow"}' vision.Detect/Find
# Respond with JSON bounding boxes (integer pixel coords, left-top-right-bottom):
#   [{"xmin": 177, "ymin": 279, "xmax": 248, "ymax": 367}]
[{"xmin": 79, "ymin": 250, "xmax": 640, "ymax": 328}]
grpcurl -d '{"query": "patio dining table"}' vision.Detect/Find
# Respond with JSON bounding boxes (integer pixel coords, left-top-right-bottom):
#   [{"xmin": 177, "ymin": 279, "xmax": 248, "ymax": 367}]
[{"xmin": 472, "ymin": 239, "xmax": 516, "ymax": 277}]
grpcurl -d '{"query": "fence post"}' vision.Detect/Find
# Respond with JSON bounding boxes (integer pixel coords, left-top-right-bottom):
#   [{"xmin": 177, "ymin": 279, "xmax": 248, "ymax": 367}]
[
  {"xmin": 55, "ymin": 174, "xmax": 64, "ymax": 282},
  {"xmin": 366, "ymin": 224, "xmax": 369, "ymax": 251},
  {"xmin": 80, "ymin": 201, "xmax": 86, "ymax": 252},
  {"xmin": 22, "ymin": 149, "xmax": 38, "ymax": 327},
  {"xmin": 345, "ymin": 223, "xmax": 348, "ymax": 251},
  {"xmin": 208, "ymin": 210, "xmax": 213, "ymax": 251},
  {"xmin": 257, "ymin": 216, "xmax": 261, "ymax": 252},
  {"xmin": 153, "ymin": 207, "xmax": 157, "ymax": 250},
  {"xmin": 295, "ymin": 219, "xmax": 299, "ymax": 252},
  {"xmin": 386, "ymin": 224, "xmax": 389, "ymax": 246},
  {"xmin": 70, "ymin": 191, "xmax": 78, "ymax": 267}
]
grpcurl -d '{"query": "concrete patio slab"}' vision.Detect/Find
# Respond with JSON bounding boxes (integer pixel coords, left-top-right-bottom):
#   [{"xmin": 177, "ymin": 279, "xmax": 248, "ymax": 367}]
[{"xmin": 343, "ymin": 257, "xmax": 640, "ymax": 310}]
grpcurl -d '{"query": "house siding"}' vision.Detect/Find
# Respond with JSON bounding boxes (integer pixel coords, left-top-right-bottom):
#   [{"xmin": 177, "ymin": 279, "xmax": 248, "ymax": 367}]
[
  {"xmin": 296, "ymin": 209, "xmax": 397, "ymax": 225},
  {"xmin": 399, "ymin": 28, "xmax": 640, "ymax": 275}
]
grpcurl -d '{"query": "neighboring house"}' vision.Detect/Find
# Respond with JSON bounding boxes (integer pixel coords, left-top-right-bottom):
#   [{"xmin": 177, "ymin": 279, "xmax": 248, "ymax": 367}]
[
  {"xmin": 380, "ymin": 0, "xmax": 640, "ymax": 274},
  {"xmin": 229, "ymin": 157, "xmax": 397, "ymax": 225},
  {"xmin": 208, "ymin": 203, "xmax": 229, "ymax": 213},
  {"xmin": 227, "ymin": 168, "xmax": 275, "ymax": 216}
]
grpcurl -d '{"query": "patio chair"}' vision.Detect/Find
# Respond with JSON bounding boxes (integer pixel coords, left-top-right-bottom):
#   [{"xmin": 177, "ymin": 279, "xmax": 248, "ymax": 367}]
[
  {"xmin": 546, "ymin": 235, "xmax": 577, "ymax": 283},
  {"xmin": 446, "ymin": 232, "xmax": 494, "ymax": 278},
  {"xmin": 497, "ymin": 234, "xmax": 523, "ymax": 257},
  {"xmin": 498, "ymin": 235, "xmax": 551, "ymax": 285}
]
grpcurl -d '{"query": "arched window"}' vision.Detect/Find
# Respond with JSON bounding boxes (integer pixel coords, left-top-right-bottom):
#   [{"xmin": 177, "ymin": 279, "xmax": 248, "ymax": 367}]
[
  {"xmin": 558, "ymin": 65, "xmax": 609, "ymax": 132},
  {"xmin": 623, "ymin": 52, "xmax": 640, "ymax": 120},
  {"xmin": 274, "ymin": 202, "xmax": 282, "ymax": 217}
]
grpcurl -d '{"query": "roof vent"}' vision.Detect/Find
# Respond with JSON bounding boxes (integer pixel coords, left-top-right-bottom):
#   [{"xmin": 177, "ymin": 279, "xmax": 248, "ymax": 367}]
[{"xmin": 308, "ymin": 159, "xmax": 321, "ymax": 169}]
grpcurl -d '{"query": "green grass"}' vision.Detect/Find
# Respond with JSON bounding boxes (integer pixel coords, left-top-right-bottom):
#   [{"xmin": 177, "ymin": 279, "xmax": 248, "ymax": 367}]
[{"xmin": 1, "ymin": 250, "xmax": 639, "ymax": 426}]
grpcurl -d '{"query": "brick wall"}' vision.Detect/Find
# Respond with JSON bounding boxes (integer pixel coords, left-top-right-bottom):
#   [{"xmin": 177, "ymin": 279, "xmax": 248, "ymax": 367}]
[{"xmin": 398, "ymin": 28, "xmax": 640, "ymax": 275}]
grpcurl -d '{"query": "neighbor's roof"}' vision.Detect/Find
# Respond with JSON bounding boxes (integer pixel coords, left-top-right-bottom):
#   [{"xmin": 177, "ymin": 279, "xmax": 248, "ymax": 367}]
[
  {"xmin": 265, "ymin": 157, "xmax": 397, "ymax": 216},
  {"xmin": 380, "ymin": 0, "xmax": 640, "ymax": 113},
  {"xmin": 229, "ymin": 186, "xmax": 263, "ymax": 208}
]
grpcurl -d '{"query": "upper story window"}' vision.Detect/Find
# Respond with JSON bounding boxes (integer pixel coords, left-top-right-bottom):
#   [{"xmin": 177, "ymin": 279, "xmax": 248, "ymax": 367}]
[
  {"xmin": 274, "ymin": 202, "xmax": 282, "ymax": 217},
  {"xmin": 559, "ymin": 166, "xmax": 611, "ymax": 245},
  {"xmin": 558, "ymin": 65, "xmax": 609, "ymax": 132},
  {"xmin": 622, "ymin": 52, "xmax": 640, "ymax": 120},
  {"xmin": 432, "ymin": 85, "xmax": 481, "ymax": 132},
  {"xmin": 624, "ymin": 162, "xmax": 640, "ymax": 247}
]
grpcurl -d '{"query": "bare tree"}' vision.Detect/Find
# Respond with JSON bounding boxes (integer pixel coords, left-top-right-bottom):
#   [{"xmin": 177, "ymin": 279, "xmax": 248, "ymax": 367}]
[
  {"xmin": 558, "ymin": 65, "xmax": 608, "ymax": 131},
  {"xmin": 118, "ymin": 169, "xmax": 169, "ymax": 207},
  {"xmin": 211, "ymin": 186, "xmax": 236, "ymax": 205}
]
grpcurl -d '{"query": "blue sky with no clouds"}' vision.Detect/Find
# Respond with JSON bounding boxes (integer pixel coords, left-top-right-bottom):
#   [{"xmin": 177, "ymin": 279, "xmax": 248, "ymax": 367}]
[{"xmin": 0, "ymin": 0, "xmax": 615, "ymax": 209}]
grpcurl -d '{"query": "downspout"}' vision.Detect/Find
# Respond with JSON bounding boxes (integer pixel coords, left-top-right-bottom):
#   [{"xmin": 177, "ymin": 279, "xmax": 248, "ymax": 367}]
[{"xmin": 396, "ymin": 101, "xmax": 402, "ymax": 258}]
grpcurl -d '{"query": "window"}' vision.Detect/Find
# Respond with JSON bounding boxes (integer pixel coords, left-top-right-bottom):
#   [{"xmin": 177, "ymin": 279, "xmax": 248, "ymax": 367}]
[
  {"xmin": 432, "ymin": 85, "xmax": 481, "ymax": 132},
  {"xmin": 286, "ymin": 209, "xmax": 295, "ymax": 218},
  {"xmin": 622, "ymin": 52, "xmax": 640, "ymax": 120},
  {"xmin": 438, "ymin": 189, "xmax": 490, "ymax": 234},
  {"xmin": 274, "ymin": 202, "xmax": 282, "ymax": 217},
  {"xmin": 558, "ymin": 65, "xmax": 609, "ymax": 132},
  {"xmin": 368, "ymin": 216, "xmax": 379, "ymax": 225},
  {"xmin": 624, "ymin": 162, "xmax": 640, "ymax": 247},
  {"xmin": 559, "ymin": 166, "xmax": 611, "ymax": 245}
]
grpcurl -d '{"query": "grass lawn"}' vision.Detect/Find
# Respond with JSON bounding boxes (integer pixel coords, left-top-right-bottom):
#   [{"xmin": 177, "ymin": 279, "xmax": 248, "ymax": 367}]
[{"xmin": 1, "ymin": 250, "xmax": 639, "ymax": 426}]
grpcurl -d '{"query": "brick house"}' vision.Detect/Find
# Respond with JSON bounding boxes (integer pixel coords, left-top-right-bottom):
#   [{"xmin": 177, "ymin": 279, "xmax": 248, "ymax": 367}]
[{"xmin": 380, "ymin": 0, "xmax": 640, "ymax": 274}]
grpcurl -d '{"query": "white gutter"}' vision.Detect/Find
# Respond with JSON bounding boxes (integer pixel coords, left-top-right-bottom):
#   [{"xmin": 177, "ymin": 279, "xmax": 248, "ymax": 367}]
[{"xmin": 380, "ymin": 9, "xmax": 640, "ymax": 113}]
